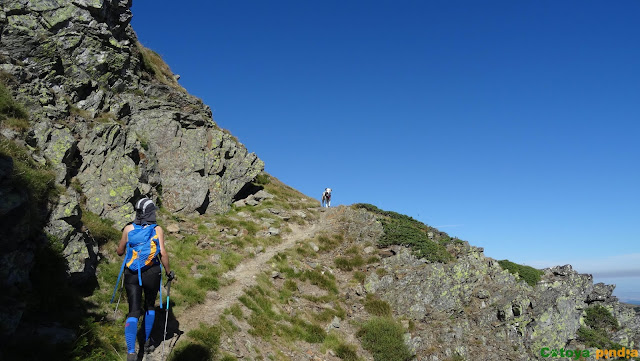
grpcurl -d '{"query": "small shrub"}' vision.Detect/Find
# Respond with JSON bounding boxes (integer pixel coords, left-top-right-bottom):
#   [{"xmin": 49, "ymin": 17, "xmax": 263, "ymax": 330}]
[
  {"xmin": 364, "ymin": 296, "xmax": 392, "ymax": 317},
  {"xmin": 577, "ymin": 305, "xmax": 622, "ymax": 349},
  {"xmin": 335, "ymin": 343, "xmax": 359, "ymax": 361},
  {"xmin": 345, "ymin": 246, "xmax": 359, "ymax": 255},
  {"xmin": 577, "ymin": 326, "xmax": 621, "ymax": 349},
  {"xmin": 357, "ymin": 317, "xmax": 413, "ymax": 361},
  {"xmin": 584, "ymin": 305, "xmax": 619, "ymax": 331},
  {"xmin": 284, "ymin": 279, "xmax": 298, "ymax": 292},
  {"xmin": 497, "ymin": 260, "xmax": 543, "ymax": 287},
  {"xmin": 353, "ymin": 271, "xmax": 366, "ymax": 283},
  {"xmin": 254, "ymin": 173, "xmax": 270, "ymax": 185},
  {"xmin": 334, "ymin": 255, "xmax": 365, "ymax": 271},
  {"xmin": 334, "ymin": 257, "xmax": 353, "ymax": 271}
]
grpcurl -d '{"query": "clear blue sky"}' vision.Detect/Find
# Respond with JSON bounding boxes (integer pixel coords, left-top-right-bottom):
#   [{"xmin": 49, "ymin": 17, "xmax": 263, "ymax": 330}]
[{"xmin": 130, "ymin": 1, "xmax": 639, "ymax": 302}]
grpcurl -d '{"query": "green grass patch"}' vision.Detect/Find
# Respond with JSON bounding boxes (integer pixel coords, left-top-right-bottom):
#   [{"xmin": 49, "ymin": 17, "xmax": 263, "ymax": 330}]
[
  {"xmin": 81, "ymin": 209, "xmax": 121, "ymax": 245},
  {"xmin": 316, "ymin": 234, "xmax": 341, "ymax": 252},
  {"xmin": 300, "ymin": 269, "xmax": 339, "ymax": 294},
  {"xmin": 195, "ymin": 265, "xmax": 221, "ymax": 291},
  {"xmin": 254, "ymin": 172, "xmax": 271, "ymax": 186},
  {"xmin": 357, "ymin": 317, "xmax": 413, "ymax": 361},
  {"xmin": 239, "ymin": 285, "xmax": 278, "ymax": 319},
  {"xmin": 220, "ymin": 251, "xmax": 242, "ymax": 270},
  {"xmin": 497, "ymin": 260, "xmax": 543, "ymax": 287},
  {"xmin": 137, "ymin": 42, "xmax": 184, "ymax": 91},
  {"xmin": 218, "ymin": 315, "xmax": 239, "ymax": 336},
  {"xmin": 353, "ymin": 271, "xmax": 366, "ymax": 284},
  {"xmin": 364, "ymin": 295, "xmax": 392, "ymax": 317},
  {"xmin": 0, "ymin": 138, "xmax": 58, "ymax": 204},
  {"xmin": 312, "ymin": 303, "xmax": 346, "ymax": 323},
  {"xmin": 335, "ymin": 343, "xmax": 359, "ymax": 361},
  {"xmin": 262, "ymin": 175, "xmax": 319, "ymax": 210},
  {"xmin": 0, "ymin": 78, "xmax": 28, "ymax": 121},
  {"xmin": 229, "ymin": 303, "xmax": 244, "ymax": 319},
  {"xmin": 334, "ymin": 255, "xmax": 365, "ymax": 271},
  {"xmin": 170, "ymin": 323, "xmax": 220, "ymax": 361},
  {"xmin": 247, "ymin": 312, "xmax": 275, "ymax": 339},
  {"xmin": 322, "ymin": 332, "xmax": 359, "ymax": 361},
  {"xmin": 284, "ymin": 279, "xmax": 298, "ymax": 292},
  {"xmin": 345, "ymin": 246, "xmax": 360, "ymax": 255},
  {"xmin": 353, "ymin": 203, "xmax": 453, "ymax": 263}
]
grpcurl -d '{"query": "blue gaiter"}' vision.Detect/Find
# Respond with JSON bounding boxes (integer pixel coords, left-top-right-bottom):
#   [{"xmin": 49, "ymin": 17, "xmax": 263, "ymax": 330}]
[
  {"xmin": 144, "ymin": 310, "xmax": 155, "ymax": 341},
  {"xmin": 125, "ymin": 317, "xmax": 138, "ymax": 354}
]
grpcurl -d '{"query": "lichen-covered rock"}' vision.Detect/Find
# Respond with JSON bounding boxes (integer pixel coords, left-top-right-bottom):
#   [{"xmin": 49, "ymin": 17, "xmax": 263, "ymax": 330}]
[
  {"xmin": 0, "ymin": 0, "xmax": 263, "ymax": 341},
  {"xmin": 44, "ymin": 192, "xmax": 80, "ymax": 241},
  {"xmin": 1, "ymin": 0, "xmax": 264, "ymax": 229},
  {"xmin": 365, "ymin": 247, "xmax": 640, "ymax": 361},
  {"xmin": 62, "ymin": 231, "xmax": 97, "ymax": 280}
]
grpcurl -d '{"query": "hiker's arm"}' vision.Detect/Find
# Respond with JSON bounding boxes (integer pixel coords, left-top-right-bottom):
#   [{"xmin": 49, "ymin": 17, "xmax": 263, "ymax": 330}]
[
  {"xmin": 116, "ymin": 225, "xmax": 132, "ymax": 256},
  {"xmin": 156, "ymin": 226, "xmax": 171, "ymax": 276}
]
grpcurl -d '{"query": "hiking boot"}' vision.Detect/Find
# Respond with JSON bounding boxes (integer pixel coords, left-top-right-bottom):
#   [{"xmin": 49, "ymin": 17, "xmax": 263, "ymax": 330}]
[
  {"xmin": 127, "ymin": 353, "xmax": 137, "ymax": 361},
  {"xmin": 144, "ymin": 337, "xmax": 155, "ymax": 353}
]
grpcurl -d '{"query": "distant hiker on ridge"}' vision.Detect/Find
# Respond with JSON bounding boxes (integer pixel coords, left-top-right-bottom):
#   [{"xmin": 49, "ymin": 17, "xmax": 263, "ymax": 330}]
[
  {"xmin": 116, "ymin": 197, "xmax": 174, "ymax": 361},
  {"xmin": 322, "ymin": 188, "xmax": 332, "ymax": 208}
]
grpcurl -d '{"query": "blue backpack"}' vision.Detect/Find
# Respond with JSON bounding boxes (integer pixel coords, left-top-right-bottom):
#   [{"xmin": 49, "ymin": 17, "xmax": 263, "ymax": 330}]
[{"xmin": 111, "ymin": 224, "xmax": 164, "ymax": 307}]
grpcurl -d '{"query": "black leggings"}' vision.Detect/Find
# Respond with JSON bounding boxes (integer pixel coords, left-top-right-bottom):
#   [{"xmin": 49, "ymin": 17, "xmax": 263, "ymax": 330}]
[{"xmin": 124, "ymin": 264, "xmax": 161, "ymax": 318}]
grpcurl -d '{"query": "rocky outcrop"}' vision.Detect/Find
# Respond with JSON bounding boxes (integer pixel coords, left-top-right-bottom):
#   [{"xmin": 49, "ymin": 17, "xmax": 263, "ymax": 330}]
[
  {"xmin": 1, "ymin": 0, "xmax": 263, "ymax": 225},
  {"xmin": 365, "ymin": 246, "xmax": 640, "ymax": 361},
  {"xmin": 0, "ymin": 0, "xmax": 262, "ymax": 337}
]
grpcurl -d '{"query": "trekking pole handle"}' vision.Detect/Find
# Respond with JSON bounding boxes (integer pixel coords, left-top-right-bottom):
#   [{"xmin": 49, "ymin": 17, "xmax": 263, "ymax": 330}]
[{"xmin": 165, "ymin": 270, "xmax": 176, "ymax": 285}]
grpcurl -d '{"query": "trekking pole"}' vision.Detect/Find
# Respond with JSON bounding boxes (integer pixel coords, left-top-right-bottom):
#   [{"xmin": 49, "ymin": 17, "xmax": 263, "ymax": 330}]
[
  {"xmin": 113, "ymin": 277, "xmax": 124, "ymax": 319},
  {"xmin": 162, "ymin": 271, "xmax": 175, "ymax": 361}
]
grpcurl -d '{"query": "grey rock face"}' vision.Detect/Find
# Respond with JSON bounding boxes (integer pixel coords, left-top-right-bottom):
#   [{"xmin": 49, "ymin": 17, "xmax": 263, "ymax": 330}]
[
  {"xmin": 1, "ymin": 0, "xmax": 263, "ymax": 229},
  {"xmin": 0, "ymin": 0, "xmax": 263, "ymax": 337},
  {"xmin": 365, "ymin": 247, "xmax": 640, "ymax": 361}
]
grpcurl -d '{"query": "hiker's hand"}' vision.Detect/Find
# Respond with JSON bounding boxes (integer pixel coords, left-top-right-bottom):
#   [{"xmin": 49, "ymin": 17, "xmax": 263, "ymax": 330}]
[{"xmin": 166, "ymin": 270, "xmax": 176, "ymax": 281}]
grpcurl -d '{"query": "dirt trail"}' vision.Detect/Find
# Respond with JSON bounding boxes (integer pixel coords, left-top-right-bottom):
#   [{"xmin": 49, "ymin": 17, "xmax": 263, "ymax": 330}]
[
  {"xmin": 180, "ymin": 219, "xmax": 321, "ymax": 331},
  {"xmin": 144, "ymin": 210, "xmax": 327, "ymax": 360}
]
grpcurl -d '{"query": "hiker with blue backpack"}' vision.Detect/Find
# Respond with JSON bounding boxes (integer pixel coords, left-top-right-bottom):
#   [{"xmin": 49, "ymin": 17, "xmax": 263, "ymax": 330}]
[{"xmin": 115, "ymin": 197, "xmax": 174, "ymax": 361}]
